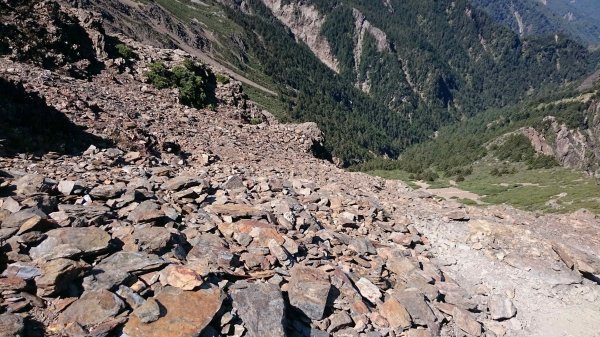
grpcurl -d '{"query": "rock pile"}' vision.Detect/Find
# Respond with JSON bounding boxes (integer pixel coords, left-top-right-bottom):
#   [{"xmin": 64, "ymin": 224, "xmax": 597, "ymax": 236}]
[
  {"xmin": 1, "ymin": 1, "xmax": 600, "ymax": 337},
  {"xmin": 0, "ymin": 149, "xmax": 508, "ymax": 337}
]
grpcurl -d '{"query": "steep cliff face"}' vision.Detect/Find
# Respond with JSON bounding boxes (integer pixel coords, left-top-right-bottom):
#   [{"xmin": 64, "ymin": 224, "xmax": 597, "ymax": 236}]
[
  {"xmin": 259, "ymin": 0, "xmax": 340, "ymax": 73},
  {"xmin": 352, "ymin": 8, "xmax": 390, "ymax": 93},
  {"xmin": 523, "ymin": 98, "xmax": 600, "ymax": 175}
]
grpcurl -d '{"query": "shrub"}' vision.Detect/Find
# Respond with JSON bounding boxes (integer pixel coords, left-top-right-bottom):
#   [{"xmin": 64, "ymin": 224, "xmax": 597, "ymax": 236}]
[
  {"xmin": 115, "ymin": 43, "xmax": 135, "ymax": 59},
  {"xmin": 145, "ymin": 59, "xmax": 216, "ymax": 108},
  {"xmin": 216, "ymin": 73, "xmax": 230, "ymax": 85},
  {"xmin": 146, "ymin": 62, "xmax": 172, "ymax": 89}
]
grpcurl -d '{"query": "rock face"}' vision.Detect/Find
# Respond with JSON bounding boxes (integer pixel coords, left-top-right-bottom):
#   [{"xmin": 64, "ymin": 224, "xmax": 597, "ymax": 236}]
[
  {"xmin": 0, "ymin": 2, "xmax": 599, "ymax": 337},
  {"xmin": 260, "ymin": 0, "xmax": 340, "ymax": 73}
]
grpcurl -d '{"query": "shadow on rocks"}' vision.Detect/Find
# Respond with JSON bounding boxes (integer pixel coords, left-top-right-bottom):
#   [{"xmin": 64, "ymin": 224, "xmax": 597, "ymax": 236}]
[{"xmin": 0, "ymin": 77, "xmax": 112, "ymax": 157}]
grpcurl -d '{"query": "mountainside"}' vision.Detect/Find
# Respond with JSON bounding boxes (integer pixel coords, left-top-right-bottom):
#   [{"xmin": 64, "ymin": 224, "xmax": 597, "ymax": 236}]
[
  {"xmin": 357, "ymin": 68, "xmax": 600, "ymax": 213},
  {"xmin": 472, "ymin": 0, "xmax": 600, "ymax": 47},
  {"xmin": 1, "ymin": 1, "xmax": 600, "ymax": 337},
  {"xmin": 70, "ymin": 0, "xmax": 598, "ymax": 164}
]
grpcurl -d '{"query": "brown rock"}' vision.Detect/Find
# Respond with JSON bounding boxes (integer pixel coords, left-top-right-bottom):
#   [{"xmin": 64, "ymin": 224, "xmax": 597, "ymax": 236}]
[
  {"xmin": 127, "ymin": 201, "xmax": 164, "ymax": 223},
  {"xmin": 35, "ymin": 258, "xmax": 89, "ymax": 297},
  {"xmin": 452, "ymin": 307, "xmax": 481, "ymax": 336},
  {"xmin": 0, "ymin": 276, "xmax": 27, "ymax": 291},
  {"xmin": 160, "ymin": 265, "xmax": 203, "ymax": 290},
  {"xmin": 123, "ymin": 286, "xmax": 223, "ymax": 337},
  {"xmin": 379, "ymin": 297, "xmax": 412, "ymax": 330},
  {"xmin": 55, "ymin": 289, "xmax": 124, "ymax": 329},
  {"xmin": 0, "ymin": 313, "xmax": 24, "ymax": 337},
  {"xmin": 207, "ymin": 204, "xmax": 266, "ymax": 218}
]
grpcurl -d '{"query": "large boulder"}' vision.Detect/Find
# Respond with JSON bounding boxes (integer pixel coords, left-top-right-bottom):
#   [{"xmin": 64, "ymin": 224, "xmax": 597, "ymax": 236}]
[
  {"xmin": 288, "ymin": 265, "xmax": 331, "ymax": 320},
  {"xmin": 123, "ymin": 286, "xmax": 223, "ymax": 337}
]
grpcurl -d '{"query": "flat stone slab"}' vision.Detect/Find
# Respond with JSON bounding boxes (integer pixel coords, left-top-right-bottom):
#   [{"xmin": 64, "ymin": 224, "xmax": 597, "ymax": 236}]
[{"xmin": 123, "ymin": 286, "xmax": 223, "ymax": 337}]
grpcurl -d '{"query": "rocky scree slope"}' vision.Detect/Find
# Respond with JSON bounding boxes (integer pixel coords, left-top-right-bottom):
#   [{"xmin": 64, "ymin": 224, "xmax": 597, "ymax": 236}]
[
  {"xmin": 1, "ymin": 1, "xmax": 600, "ymax": 337},
  {"xmin": 69, "ymin": 0, "xmax": 599, "ymax": 164}
]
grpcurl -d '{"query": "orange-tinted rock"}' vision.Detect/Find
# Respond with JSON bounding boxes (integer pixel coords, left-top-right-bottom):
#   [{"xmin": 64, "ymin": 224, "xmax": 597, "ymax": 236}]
[{"xmin": 123, "ymin": 286, "xmax": 223, "ymax": 337}]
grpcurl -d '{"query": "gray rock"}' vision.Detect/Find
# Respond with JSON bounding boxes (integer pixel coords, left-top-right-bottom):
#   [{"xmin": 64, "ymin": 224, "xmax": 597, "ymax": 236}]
[
  {"xmin": 161, "ymin": 175, "xmax": 204, "ymax": 191},
  {"xmin": 488, "ymin": 295, "xmax": 517, "ymax": 320},
  {"xmin": 30, "ymin": 227, "xmax": 111, "ymax": 260},
  {"xmin": 83, "ymin": 251, "xmax": 166, "ymax": 290},
  {"xmin": 134, "ymin": 297, "xmax": 161, "ymax": 323},
  {"xmin": 333, "ymin": 328, "xmax": 359, "ymax": 337},
  {"xmin": 1, "ymin": 207, "xmax": 47, "ymax": 240},
  {"xmin": 58, "ymin": 180, "xmax": 83, "ymax": 195},
  {"xmin": 288, "ymin": 265, "xmax": 331, "ymax": 320},
  {"xmin": 89, "ymin": 183, "xmax": 125, "ymax": 200},
  {"xmin": 355, "ymin": 277, "xmax": 381, "ymax": 304},
  {"xmin": 327, "ymin": 312, "xmax": 353, "ymax": 333},
  {"xmin": 232, "ymin": 283, "xmax": 286, "ymax": 337},
  {"xmin": 55, "ymin": 203, "xmax": 115, "ymax": 227},
  {"xmin": 392, "ymin": 289, "xmax": 436, "ymax": 326},
  {"xmin": 14, "ymin": 174, "xmax": 54, "ymax": 195},
  {"xmin": 131, "ymin": 227, "xmax": 173, "ymax": 253},
  {"xmin": 187, "ymin": 234, "xmax": 234, "ymax": 271},
  {"xmin": 1, "ymin": 197, "xmax": 20, "ymax": 213},
  {"xmin": 224, "ymin": 175, "xmax": 244, "ymax": 190},
  {"xmin": 2, "ymin": 262, "xmax": 42, "ymax": 280},
  {"xmin": 348, "ymin": 237, "xmax": 376, "ymax": 256}
]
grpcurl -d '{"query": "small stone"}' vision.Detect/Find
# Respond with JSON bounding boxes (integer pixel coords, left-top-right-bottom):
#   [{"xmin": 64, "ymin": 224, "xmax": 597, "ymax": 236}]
[
  {"xmin": 355, "ymin": 278, "xmax": 381, "ymax": 304},
  {"xmin": 160, "ymin": 265, "xmax": 203, "ymax": 290},
  {"xmin": 134, "ymin": 298, "xmax": 161, "ymax": 323},
  {"xmin": 488, "ymin": 295, "xmax": 517, "ymax": 320},
  {"xmin": 327, "ymin": 311, "xmax": 353, "ymax": 332}
]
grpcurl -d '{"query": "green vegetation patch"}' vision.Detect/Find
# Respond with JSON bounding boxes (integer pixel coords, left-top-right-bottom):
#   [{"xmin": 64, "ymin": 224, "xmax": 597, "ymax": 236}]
[{"xmin": 146, "ymin": 59, "xmax": 216, "ymax": 108}]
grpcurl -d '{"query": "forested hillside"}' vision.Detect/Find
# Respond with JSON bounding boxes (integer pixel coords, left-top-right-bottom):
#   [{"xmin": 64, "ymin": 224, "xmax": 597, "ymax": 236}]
[
  {"xmin": 355, "ymin": 76, "xmax": 600, "ymax": 178},
  {"xmin": 472, "ymin": 0, "xmax": 600, "ymax": 47},
  {"xmin": 79, "ymin": 0, "xmax": 599, "ymax": 164}
]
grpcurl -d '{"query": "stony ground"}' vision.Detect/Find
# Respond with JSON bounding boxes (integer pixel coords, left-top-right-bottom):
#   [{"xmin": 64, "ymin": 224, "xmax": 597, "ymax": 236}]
[{"xmin": 1, "ymin": 1, "xmax": 599, "ymax": 337}]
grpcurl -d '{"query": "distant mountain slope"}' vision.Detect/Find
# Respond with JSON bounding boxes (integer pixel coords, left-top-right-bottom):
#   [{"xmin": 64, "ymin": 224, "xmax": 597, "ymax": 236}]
[
  {"xmin": 357, "ymin": 73, "xmax": 600, "ymax": 178},
  {"xmin": 472, "ymin": 0, "xmax": 600, "ymax": 47},
  {"xmin": 73, "ymin": 0, "xmax": 598, "ymax": 164}
]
